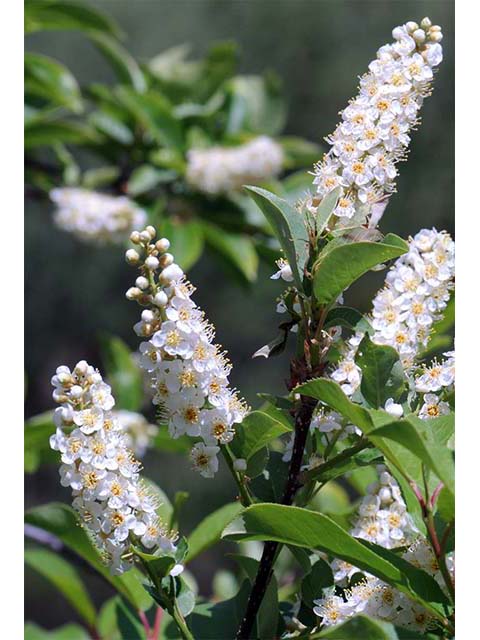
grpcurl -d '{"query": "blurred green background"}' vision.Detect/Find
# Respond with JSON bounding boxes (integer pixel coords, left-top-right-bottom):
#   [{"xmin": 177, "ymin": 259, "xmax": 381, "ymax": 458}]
[{"xmin": 25, "ymin": 0, "xmax": 454, "ymax": 630}]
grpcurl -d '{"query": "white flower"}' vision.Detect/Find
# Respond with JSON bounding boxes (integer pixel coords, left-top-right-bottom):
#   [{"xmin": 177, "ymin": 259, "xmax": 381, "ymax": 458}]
[
  {"xmin": 190, "ymin": 443, "xmax": 219, "ymax": 478},
  {"xmin": 418, "ymin": 393, "xmax": 450, "ymax": 419},
  {"xmin": 384, "ymin": 398, "xmax": 404, "ymax": 418},
  {"xmin": 270, "ymin": 258, "xmax": 294, "ymax": 282},
  {"xmin": 50, "ymin": 188, "xmax": 147, "ymax": 245},
  {"xmin": 186, "ymin": 136, "xmax": 284, "ymax": 195}
]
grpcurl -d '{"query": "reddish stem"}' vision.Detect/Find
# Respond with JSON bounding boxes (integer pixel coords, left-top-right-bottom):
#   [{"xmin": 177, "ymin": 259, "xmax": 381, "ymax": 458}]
[
  {"xmin": 152, "ymin": 606, "xmax": 164, "ymax": 640},
  {"xmin": 138, "ymin": 609, "xmax": 151, "ymax": 638}
]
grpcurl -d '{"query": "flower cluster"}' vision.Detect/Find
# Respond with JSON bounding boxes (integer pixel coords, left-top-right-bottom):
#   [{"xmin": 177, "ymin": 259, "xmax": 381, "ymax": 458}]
[
  {"xmin": 125, "ymin": 225, "xmax": 249, "ymax": 477},
  {"xmin": 49, "ymin": 360, "xmax": 180, "ymax": 575},
  {"xmin": 115, "ymin": 410, "xmax": 158, "ymax": 458},
  {"xmin": 312, "ymin": 18, "xmax": 443, "ymax": 225},
  {"xmin": 314, "ymin": 539, "xmax": 447, "ymax": 633},
  {"xmin": 185, "ymin": 136, "xmax": 284, "ymax": 195},
  {"xmin": 50, "ymin": 188, "xmax": 147, "ymax": 244},
  {"xmin": 313, "ymin": 466, "xmax": 453, "ymax": 634},
  {"xmin": 331, "ymin": 228, "xmax": 455, "ymax": 396}
]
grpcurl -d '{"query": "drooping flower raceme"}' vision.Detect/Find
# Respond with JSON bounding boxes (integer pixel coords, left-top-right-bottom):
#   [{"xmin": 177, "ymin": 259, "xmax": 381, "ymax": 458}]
[
  {"xmin": 49, "ymin": 360, "xmax": 179, "ymax": 575},
  {"xmin": 331, "ymin": 228, "xmax": 454, "ymax": 396},
  {"xmin": 185, "ymin": 136, "xmax": 284, "ymax": 195},
  {"xmin": 125, "ymin": 225, "xmax": 249, "ymax": 477},
  {"xmin": 312, "ymin": 18, "xmax": 443, "ymax": 226},
  {"xmin": 50, "ymin": 188, "xmax": 147, "ymax": 244}
]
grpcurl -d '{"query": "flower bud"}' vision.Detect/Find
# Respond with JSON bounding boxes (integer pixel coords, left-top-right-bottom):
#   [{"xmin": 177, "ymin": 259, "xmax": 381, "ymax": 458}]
[
  {"xmin": 145, "ymin": 256, "xmax": 159, "ymax": 270},
  {"xmin": 141, "ymin": 309, "xmax": 155, "ymax": 323},
  {"xmin": 156, "ymin": 238, "xmax": 170, "ymax": 252},
  {"xmin": 392, "ymin": 26, "xmax": 404, "ymax": 40},
  {"xmin": 146, "ymin": 225, "xmax": 156, "ymax": 239},
  {"xmin": 136, "ymin": 276, "xmax": 149, "ymax": 290},
  {"xmin": 70, "ymin": 385, "xmax": 83, "ymax": 398},
  {"xmin": 429, "ymin": 31, "xmax": 443, "ymax": 43},
  {"xmin": 140, "ymin": 230, "xmax": 151, "ymax": 243},
  {"xmin": 233, "ymin": 458, "xmax": 247, "ymax": 472},
  {"xmin": 429, "ymin": 24, "xmax": 442, "ymax": 32},
  {"xmin": 154, "ymin": 291, "xmax": 168, "ymax": 307},
  {"xmin": 420, "ymin": 17, "xmax": 432, "ymax": 29},
  {"xmin": 74, "ymin": 360, "xmax": 88, "ymax": 376},
  {"xmin": 130, "ymin": 231, "xmax": 141, "ymax": 244},
  {"xmin": 125, "ymin": 249, "xmax": 140, "ymax": 265},
  {"xmin": 412, "ymin": 29, "xmax": 426, "ymax": 43},
  {"xmin": 159, "ymin": 263, "xmax": 183, "ymax": 284},
  {"xmin": 159, "ymin": 253, "xmax": 174, "ymax": 268},
  {"xmin": 126, "ymin": 287, "xmax": 141, "ymax": 300},
  {"xmin": 405, "ymin": 21, "xmax": 418, "ymax": 33}
]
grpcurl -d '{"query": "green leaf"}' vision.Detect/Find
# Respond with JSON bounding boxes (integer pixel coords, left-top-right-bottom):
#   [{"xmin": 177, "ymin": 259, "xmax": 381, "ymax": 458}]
[
  {"xmin": 116, "ymin": 88, "xmax": 183, "ymax": 149},
  {"xmin": 186, "ymin": 502, "xmax": 244, "ymax": 563},
  {"xmin": 25, "ymin": 411, "xmax": 56, "ymax": 473},
  {"xmin": 99, "ymin": 333, "xmax": 143, "ymax": 411},
  {"xmin": 245, "ymin": 186, "xmax": 308, "ymax": 289},
  {"xmin": 25, "ymin": 120, "xmax": 100, "ymax": 149},
  {"xmin": 82, "ymin": 165, "xmax": 121, "ymax": 189},
  {"xmin": 315, "ymin": 186, "xmax": 341, "ymax": 236},
  {"xmin": 324, "ymin": 306, "xmax": 373, "ymax": 334},
  {"xmin": 24, "ymin": 623, "xmax": 90, "ymax": 640},
  {"xmin": 355, "ymin": 334, "xmax": 405, "ymax": 408},
  {"xmin": 127, "ymin": 165, "xmax": 166, "ymax": 196},
  {"xmin": 159, "ymin": 219, "xmax": 204, "ymax": 271},
  {"xmin": 279, "ymin": 136, "xmax": 323, "ymax": 168},
  {"xmin": 88, "ymin": 111, "xmax": 134, "ymax": 145},
  {"xmin": 223, "ymin": 504, "xmax": 448, "ymax": 612},
  {"xmin": 25, "ymin": 503, "xmax": 151, "ymax": 611},
  {"xmin": 301, "ymin": 558, "xmax": 334, "ymax": 608},
  {"xmin": 25, "ymin": 548, "xmax": 96, "ymax": 627},
  {"xmin": 132, "ymin": 548, "xmax": 176, "ymax": 582},
  {"xmin": 368, "ymin": 418, "xmax": 455, "ymax": 497},
  {"xmin": 25, "ymin": 53, "xmax": 82, "ymax": 113},
  {"xmin": 152, "ymin": 428, "xmax": 192, "ymax": 454},
  {"xmin": 25, "ymin": 0, "xmax": 122, "ymax": 37},
  {"xmin": 115, "ymin": 598, "xmax": 147, "ymax": 640},
  {"xmin": 312, "ymin": 235, "xmax": 408, "ymax": 304},
  {"xmin": 226, "ymin": 74, "xmax": 286, "ymax": 136},
  {"xmin": 310, "ymin": 615, "xmax": 399, "ymax": 639},
  {"xmin": 229, "ymin": 410, "xmax": 292, "ymax": 462},
  {"xmin": 88, "ymin": 32, "xmax": 146, "ymax": 93},
  {"xmin": 203, "ymin": 223, "xmax": 259, "ymax": 283}
]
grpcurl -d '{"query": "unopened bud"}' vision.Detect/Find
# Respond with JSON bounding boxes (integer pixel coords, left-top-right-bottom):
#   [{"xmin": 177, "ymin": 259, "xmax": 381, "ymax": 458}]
[
  {"xmin": 146, "ymin": 225, "xmax": 156, "ymax": 239},
  {"xmin": 159, "ymin": 253, "xmax": 174, "ymax": 268},
  {"xmin": 156, "ymin": 238, "xmax": 170, "ymax": 252},
  {"xmin": 412, "ymin": 29, "xmax": 426, "ymax": 43},
  {"xmin": 136, "ymin": 276, "xmax": 149, "ymax": 290},
  {"xmin": 126, "ymin": 287, "xmax": 141, "ymax": 300},
  {"xmin": 233, "ymin": 458, "xmax": 247, "ymax": 472},
  {"xmin": 159, "ymin": 263, "xmax": 183, "ymax": 284},
  {"xmin": 70, "ymin": 385, "xmax": 83, "ymax": 398},
  {"xmin": 420, "ymin": 17, "xmax": 432, "ymax": 29},
  {"xmin": 140, "ymin": 230, "xmax": 151, "ymax": 243},
  {"xmin": 429, "ymin": 24, "xmax": 442, "ymax": 32},
  {"xmin": 145, "ymin": 256, "xmax": 159, "ymax": 270},
  {"xmin": 429, "ymin": 31, "xmax": 443, "ymax": 42},
  {"xmin": 74, "ymin": 360, "xmax": 88, "ymax": 376},
  {"xmin": 141, "ymin": 309, "xmax": 155, "ymax": 323},
  {"xmin": 405, "ymin": 21, "xmax": 419, "ymax": 33},
  {"xmin": 392, "ymin": 26, "xmax": 404, "ymax": 40},
  {"xmin": 154, "ymin": 291, "xmax": 168, "ymax": 307},
  {"xmin": 130, "ymin": 231, "xmax": 141, "ymax": 244},
  {"xmin": 125, "ymin": 249, "xmax": 140, "ymax": 265}
]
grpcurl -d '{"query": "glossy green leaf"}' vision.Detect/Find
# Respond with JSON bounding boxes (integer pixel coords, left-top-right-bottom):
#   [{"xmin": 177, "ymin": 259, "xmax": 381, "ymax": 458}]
[
  {"xmin": 127, "ymin": 165, "xmax": 165, "ymax": 196},
  {"xmin": 99, "ymin": 333, "xmax": 143, "ymax": 411},
  {"xmin": 25, "ymin": 120, "xmax": 100, "ymax": 149},
  {"xmin": 88, "ymin": 32, "xmax": 146, "ymax": 93},
  {"xmin": 25, "ymin": 411, "xmax": 56, "ymax": 473},
  {"xmin": 315, "ymin": 186, "xmax": 341, "ymax": 236},
  {"xmin": 245, "ymin": 186, "xmax": 308, "ymax": 289},
  {"xmin": 203, "ymin": 223, "xmax": 259, "ymax": 283},
  {"xmin": 159, "ymin": 220, "xmax": 204, "ymax": 271},
  {"xmin": 25, "ymin": 53, "xmax": 82, "ymax": 113},
  {"xmin": 115, "ymin": 598, "xmax": 146, "ymax": 640},
  {"xmin": 25, "ymin": 0, "xmax": 122, "ymax": 37},
  {"xmin": 355, "ymin": 334, "xmax": 405, "ymax": 408},
  {"xmin": 301, "ymin": 557, "xmax": 334, "ymax": 608},
  {"xmin": 223, "ymin": 503, "xmax": 448, "ymax": 612},
  {"xmin": 25, "ymin": 548, "xmax": 96, "ymax": 627},
  {"xmin": 279, "ymin": 136, "xmax": 323, "ymax": 168},
  {"xmin": 324, "ymin": 306, "xmax": 373, "ymax": 334},
  {"xmin": 186, "ymin": 502, "xmax": 244, "ymax": 563},
  {"xmin": 310, "ymin": 615, "xmax": 399, "ymax": 639},
  {"xmin": 116, "ymin": 88, "xmax": 183, "ymax": 149},
  {"xmin": 230, "ymin": 410, "xmax": 292, "ymax": 461},
  {"xmin": 82, "ymin": 165, "xmax": 121, "ymax": 189},
  {"xmin": 25, "ymin": 503, "xmax": 151, "ymax": 610},
  {"xmin": 312, "ymin": 235, "xmax": 408, "ymax": 304},
  {"xmin": 88, "ymin": 111, "xmax": 134, "ymax": 145},
  {"xmin": 152, "ymin": 428, "xmax": 192, "ymax": 454},
  {"xmin": 226, "ymin": 74, "xmax": 286, "ymax": 136}
]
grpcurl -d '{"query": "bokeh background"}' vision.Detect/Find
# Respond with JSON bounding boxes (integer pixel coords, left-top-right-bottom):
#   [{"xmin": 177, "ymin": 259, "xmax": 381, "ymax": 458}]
[{"xmin": 25, "ymin": 0, "xmax": 454, "ymax": 630}]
